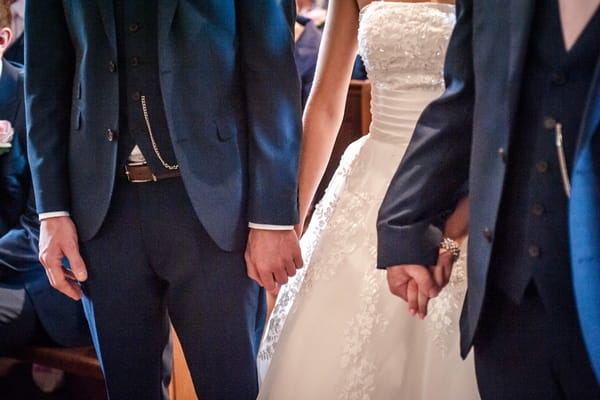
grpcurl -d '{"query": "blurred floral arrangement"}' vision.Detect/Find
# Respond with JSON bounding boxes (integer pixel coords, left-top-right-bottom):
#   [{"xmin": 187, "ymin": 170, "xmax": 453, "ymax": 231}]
[{"xmin": 0, "ymin": 120, "xmax": 14, "ymax": 156}]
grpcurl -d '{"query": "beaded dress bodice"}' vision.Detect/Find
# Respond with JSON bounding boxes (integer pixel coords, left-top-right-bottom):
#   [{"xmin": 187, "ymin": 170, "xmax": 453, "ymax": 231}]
[
  {"xmin": 358, "ymin": 2, "xmax": 455, "ymax": 142},
  {"xmin": 358, "ymin": 1, "xmax": 455, "ymax": 91}
]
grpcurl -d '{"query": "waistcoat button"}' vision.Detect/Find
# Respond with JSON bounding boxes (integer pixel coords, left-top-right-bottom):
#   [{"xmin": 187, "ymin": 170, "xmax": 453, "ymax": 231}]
[
  {"xmin": 106, "ymin": 129, "xmax": 116, "ymax": 142},
  {"xmin": 532, "ymin": 203, "xmax": 545, "ymax": 216},
  {"xmin": 551, "ymin": 72, "xmax": 566, "ymax": 86},
  {"xmin": 528, "ymin": 245, "xmax": 540, "ymax": 258},
  {"xmin": 543, "ymin": 116, "xmax": 557, "ymax": 129},
  {"xmin": 536, "ymin": 160, "xmax": 549, "ymax": 174}
]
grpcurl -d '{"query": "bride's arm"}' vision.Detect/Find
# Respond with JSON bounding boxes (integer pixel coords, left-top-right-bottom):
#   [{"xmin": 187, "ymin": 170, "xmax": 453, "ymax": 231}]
[
  {"xmin": 443, "ymin": 196, "xmax": 469, "ymax": 245},
  {"xmin": 295, "ymin": 0, "xmax": 361, "ymax": 234},
  {"xmin": 428, "ymin": 196, "xmax": 470, "ymax": 294}
]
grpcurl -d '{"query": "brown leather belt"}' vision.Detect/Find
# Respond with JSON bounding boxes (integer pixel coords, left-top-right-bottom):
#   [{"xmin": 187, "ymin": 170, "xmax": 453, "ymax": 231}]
[{"xmin": 124, "ymin": 163, "xmax": 180, "ymax": 183}]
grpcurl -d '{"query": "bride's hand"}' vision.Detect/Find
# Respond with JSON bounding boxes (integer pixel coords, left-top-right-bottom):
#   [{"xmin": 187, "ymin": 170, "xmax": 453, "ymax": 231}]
[
  {"xmin": 406, "ymin": 278, "xmax": 431, "ymax": 319},
  {"xmin": 405, "ymin": 249, "xmax": 455, "ymax": 319},
  {"xmin": 430, "ymin": 248, "xmax": 455, "ymax": 290}
]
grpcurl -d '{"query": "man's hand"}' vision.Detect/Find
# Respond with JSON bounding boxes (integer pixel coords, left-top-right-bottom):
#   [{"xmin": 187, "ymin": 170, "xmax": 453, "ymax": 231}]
[
  {"xmin": 245, "ymin": 229, "xmax": 303, "ymax": 294},
  {"xmin": 39, "ymin": 216, "xmax": 87, "ymax": 300}
]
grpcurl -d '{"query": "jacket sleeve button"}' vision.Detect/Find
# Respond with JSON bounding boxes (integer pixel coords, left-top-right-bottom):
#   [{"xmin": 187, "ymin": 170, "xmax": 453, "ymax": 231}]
[
  {"xmin": 482, "ymin": 227, "xmax": 493, "ymax": 242},
  {"xmin": 498, "ymin": 147, "xmax": 507, "ymax": 163},
  {"xmin": 106, "ymin": 129, "xmax": 117, "ymax": 142}
]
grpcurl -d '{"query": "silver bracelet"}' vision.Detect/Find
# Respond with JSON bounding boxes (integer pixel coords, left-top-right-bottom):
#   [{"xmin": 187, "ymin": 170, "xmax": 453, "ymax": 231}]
[{"xmin": 440, "ymin": 237, "xmax": 460, "ymax": 262}]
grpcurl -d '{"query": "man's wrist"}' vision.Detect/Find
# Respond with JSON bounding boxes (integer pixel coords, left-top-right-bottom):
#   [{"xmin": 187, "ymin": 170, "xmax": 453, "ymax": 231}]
[
  {"xmin": 248, "ymin": 222, "xmax": 293, "ymax": 230},
  {"xmin": 38, "ymin": 211, "xmax": 70, "ymax": 221}
]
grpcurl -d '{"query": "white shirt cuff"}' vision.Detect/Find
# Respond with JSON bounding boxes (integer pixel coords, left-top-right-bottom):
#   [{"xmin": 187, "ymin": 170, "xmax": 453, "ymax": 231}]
[
  {"xmin": 39, "ymin": 211, "xmax": 70, "ymax": 220},
  {"xmin": 248, "ymin": 222, "xmax": 294, "ymax": 230}
]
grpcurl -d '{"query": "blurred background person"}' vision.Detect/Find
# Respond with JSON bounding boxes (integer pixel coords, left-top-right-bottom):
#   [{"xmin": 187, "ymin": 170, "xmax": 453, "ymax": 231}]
[
  {"xmin": 0, "ymin": 0, "xmax": 90, "ymax": 392},
  {"xmin": 294, "ymin": 13, "xmax": 321, "ymax": 109},
  {"xmin": 296, "ymin": 0, "xmax": 327, "ymax": 27},
  {"xmin": 0, "ymin": 0, "xmax": 89, "ymax": 359},
  {"xmin": 4, "ymin": 0, "xmax": 23, "ymax": 64}
]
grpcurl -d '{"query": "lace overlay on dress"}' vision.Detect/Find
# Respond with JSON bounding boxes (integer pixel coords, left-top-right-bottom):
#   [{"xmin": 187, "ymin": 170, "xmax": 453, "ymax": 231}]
[
  {"xmin": 426, "ymin": 243, "xmax": 468, "ymax": 356},
  {"xmin": 258, "ymin": 137, "xmax": 367, "ymax": 365},
  {"xmin": 338, "ymin": 239, "xmax": 387, "ymax": 400}
]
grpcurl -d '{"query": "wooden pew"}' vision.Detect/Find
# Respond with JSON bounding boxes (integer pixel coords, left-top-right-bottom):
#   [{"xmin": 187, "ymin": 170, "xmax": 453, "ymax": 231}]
[
  {"xmin": 17, "ymin": 345, "xmax": 103, "ymax": 381},
  {"xmin": 9, "ymin": 327, "xmax": 198, "ymax": 399},
  {"xmin": 169, "ymin": 330, "xmax": 198, "ymax": 400}
]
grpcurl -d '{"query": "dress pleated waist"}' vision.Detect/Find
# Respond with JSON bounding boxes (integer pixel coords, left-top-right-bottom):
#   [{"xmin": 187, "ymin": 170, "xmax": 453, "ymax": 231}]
[{"xmin": 369, "ymin": 85, "xmax": 443, "ymax": 142}]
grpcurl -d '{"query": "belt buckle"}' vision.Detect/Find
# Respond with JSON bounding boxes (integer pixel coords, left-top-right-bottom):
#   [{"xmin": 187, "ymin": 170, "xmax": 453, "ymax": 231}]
[{"xmin": 124, "ymin": 162, "xmax": 157, "ymax": 183}]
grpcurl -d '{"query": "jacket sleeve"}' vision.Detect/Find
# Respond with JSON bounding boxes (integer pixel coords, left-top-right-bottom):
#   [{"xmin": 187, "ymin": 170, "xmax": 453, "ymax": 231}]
[
  {"xmin": 24, "ymin": 0, "xmax": 74, "ymax": 214},
  {"xmin": 376, "ymin": 0, "xmax": 474, "ymax": 269},
  {"xmin": 235, "ymin": 0, "xmax": 302, "ymax": 225}
]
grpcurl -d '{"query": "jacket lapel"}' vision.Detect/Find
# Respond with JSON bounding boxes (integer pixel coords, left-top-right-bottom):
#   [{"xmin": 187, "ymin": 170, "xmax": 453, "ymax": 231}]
[
  {"xmin": 506, "ymin": 0, "xmax": 536, "ymax": 133},
  {"xmin": 96, "ymin": 0, "xmax": 117, "ymax": 53},
  {"xmin": 575, "ymin": 54, "xmax": 600, "ymax": 156},
  {"xmin": 157, "ymin": 0, "xmax": 178, "ymax": 52}
]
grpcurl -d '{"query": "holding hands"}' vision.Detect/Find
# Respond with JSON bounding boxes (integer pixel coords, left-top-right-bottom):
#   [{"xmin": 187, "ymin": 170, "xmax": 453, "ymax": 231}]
[
  {"xmin": 387, "ymin": 196, "xmax": 469, "ymax": 319},
  {"xmin": 387, "ymin": 247, "xmax": 456, "ymax": 319}
]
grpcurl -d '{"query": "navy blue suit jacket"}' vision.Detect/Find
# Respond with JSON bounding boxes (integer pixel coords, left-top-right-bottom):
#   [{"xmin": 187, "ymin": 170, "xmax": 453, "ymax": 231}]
[
  {"xmin": 0, "ymin": 59, "xmax": 89, "ymax": 347},
  {"xmin": 377, "ymin": 0, "xmax": 600, "ymax": 373},
  {"xmin": 25, "ymin": 0, "xmax": 302, "ymax": 251}
]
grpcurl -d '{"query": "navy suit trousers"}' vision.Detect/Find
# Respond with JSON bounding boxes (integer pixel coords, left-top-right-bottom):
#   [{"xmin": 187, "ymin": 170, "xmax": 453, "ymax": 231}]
[
  {"xmin": 473, "ymin": 282, "xmax": 600, "ymax": 399},
  {"xmin": 79, "ymin": 174, "xmax": 265, "ymax": 400}
]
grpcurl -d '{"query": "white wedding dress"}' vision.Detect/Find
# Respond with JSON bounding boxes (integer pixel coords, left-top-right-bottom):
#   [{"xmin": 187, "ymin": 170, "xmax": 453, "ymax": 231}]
[{"xmin": 257, "ymin": 2, "xmax": 479, "ymax": 399}]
